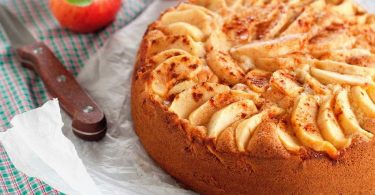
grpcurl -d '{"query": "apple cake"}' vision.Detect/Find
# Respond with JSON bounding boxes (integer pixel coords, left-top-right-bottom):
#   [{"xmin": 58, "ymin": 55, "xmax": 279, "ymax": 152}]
[{"xmin": 131, "ymin": 0, "xmax": 375, "ymax": 194}]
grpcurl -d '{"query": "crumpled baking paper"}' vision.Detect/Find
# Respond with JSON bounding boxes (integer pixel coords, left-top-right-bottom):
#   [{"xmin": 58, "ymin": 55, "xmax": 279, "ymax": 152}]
[
  {"xmin": 0, "ymin": 0, "xmax": 373, "ymax": 194},
  {"xmin": 0, "ymin": 99, "xmax": 100, "ymax": 195}
]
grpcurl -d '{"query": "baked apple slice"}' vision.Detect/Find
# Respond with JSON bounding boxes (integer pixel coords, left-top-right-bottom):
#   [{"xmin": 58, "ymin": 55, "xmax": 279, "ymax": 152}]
[
  {"xmin": 317, "ymin": 96, "xmax": 351, "ymax": 149},
  {"xmin": 169, "ymin": 82, "xmax": 230, "ymax": 118},
  {"xmin": 313, "ymin": 60, "xmax": 375, "ymax": 79},
  {"xmin": 164, "ymin": 22, "xmax": 204, "ymax": 41},
  {"xmin": 350, "ymin": 86, "xmax": 375, "ymax": 118},
  {"xmin": 334, "ymin": 89, "xmax": 373, "ymax": 138},
  {"xmin": 308, "ymin": 30, "xmax": 355, "ymax": 58},
  {"xmin": 235, "ymin": 106, "xmax": 284, "ymax": 151},
  {"xmin": 160, "ymin": 7, "xmax": 213, "ymax": 35},
  {"xmin": 190, "ymin": 0, "xmax": 242, "ymax": 11},
  {"xmin": 310, "ymin": 68, "xmax": 373, "ymax": 86},
  {"xmin": 276, "ymin": 124, "xmax": 302, "ymax": 153},
  {"xmin": 206, "ymin": 50, "xmax": 245, "ymax": 84},
  {"xmin": 176, "ymin": 3, "xmax": 220, "ymax": 18},
  {"xmin": 281, "ymin": 0, "xmax": 327, "ymax": 35},
  {"xmin": 270, "ymin": 70, "xmax": 303, "ymax": 97},
  {"xmin": 330, "ymin": 0, "xmax": 357, "ymax": 15},
  {"xmin": 319, "ymin": 48, "xmax": 372, "ymax": 62},
  {"xmin": 150, "ymin": 49, "xmax": 191, "ymax": 66},
  {"xmin": 254, "ymin": 56, "xmax": 301, "ymax": 72},
  {"xmin": 205, "ymin": 31, "xmax": 246, "ymax": 84},
  {"xmin": 167, "ymin": 80, "xmax": 197, "ymax": 97},
  {"xmin": 189, "ymin": 90, "xmax": 257, "ymax": 126},
  {"xmin": 230, "ymin": 34, "xmax": 303, "ymax": 60},
  {"xmin": 207, "ymin": 99, "xmax": 258, "ymax": 138},
  {"xmin": 148, "ymin": 35, "xmax": 205, "ymax": 58},
  {"xmin": 297, "ymin": 69, "xmax": 330, "ymax": 95},
  {"xmin": 367, "ymin": 85, "xmax": 375, "ymax": 103},
  {"xmin": 291, "ymin": 94, "xmax": 338, "ymax": 158},
  {"xmin": 245, "ymin": 69, "xmax": 271, "ymax": 93},
  {"xmin": 151, "ymin": 55, "xmax": 203, "ymax": 96}
]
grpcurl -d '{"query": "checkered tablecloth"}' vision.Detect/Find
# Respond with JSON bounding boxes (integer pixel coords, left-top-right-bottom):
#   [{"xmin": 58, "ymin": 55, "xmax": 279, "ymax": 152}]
[{"xmin": 0, "ymin": 0, "xmax": 150, "ymax": 194}]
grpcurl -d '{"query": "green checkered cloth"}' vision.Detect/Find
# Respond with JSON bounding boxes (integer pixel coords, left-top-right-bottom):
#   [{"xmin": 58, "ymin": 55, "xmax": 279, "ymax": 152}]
[{"xmin": 0, "ymin": 0, "xmax": 151, "ymax": 194}]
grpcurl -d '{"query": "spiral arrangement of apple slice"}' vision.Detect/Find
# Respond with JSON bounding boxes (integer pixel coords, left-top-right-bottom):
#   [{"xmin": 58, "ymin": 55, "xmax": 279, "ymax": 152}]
[{"xmin": 142, "ymin": 0, "xmax": 375, "ymax": 158}]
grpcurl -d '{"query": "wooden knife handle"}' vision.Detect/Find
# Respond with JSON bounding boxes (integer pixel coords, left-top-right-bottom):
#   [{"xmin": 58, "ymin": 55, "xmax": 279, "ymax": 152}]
[{"xmin": 16, "ymin": 42, "xmax": 106, "ymax": 141}]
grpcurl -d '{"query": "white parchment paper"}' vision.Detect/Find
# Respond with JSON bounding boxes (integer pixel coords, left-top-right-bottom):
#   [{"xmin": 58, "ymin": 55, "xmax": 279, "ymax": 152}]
[{"xmin": 0, "ymin": 0, "xmax": 374, "ymax": 194}]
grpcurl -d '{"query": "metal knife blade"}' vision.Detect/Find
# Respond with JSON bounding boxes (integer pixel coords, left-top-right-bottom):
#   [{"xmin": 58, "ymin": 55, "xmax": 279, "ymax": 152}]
[
  {"xmin": 0, "ymin": 4, "xmax": 36, "ymax": 49},
  {"xmin": 0, "ymin": 5, "xmax": 107, "ymax": 141}
]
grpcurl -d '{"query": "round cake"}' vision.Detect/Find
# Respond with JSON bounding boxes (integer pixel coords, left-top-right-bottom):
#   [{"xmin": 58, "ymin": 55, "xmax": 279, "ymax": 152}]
[{"xmin": 131, "ymin": 0, "xmax": 375, "ymax": 194}]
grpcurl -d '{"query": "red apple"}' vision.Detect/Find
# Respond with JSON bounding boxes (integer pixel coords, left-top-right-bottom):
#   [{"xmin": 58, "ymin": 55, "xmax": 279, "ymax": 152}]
[{"xmin": 50, "ymin": 0, "xmax": 122, "ymax": 33}]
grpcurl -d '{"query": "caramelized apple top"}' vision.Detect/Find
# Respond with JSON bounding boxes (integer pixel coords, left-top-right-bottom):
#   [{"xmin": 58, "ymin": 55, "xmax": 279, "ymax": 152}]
[{"xmin": 136, "ymin": 0, "xmax": 375, "ymax": 159}]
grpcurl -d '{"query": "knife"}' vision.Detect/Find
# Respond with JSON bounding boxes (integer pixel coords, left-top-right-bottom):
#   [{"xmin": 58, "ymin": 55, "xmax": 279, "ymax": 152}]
[{"xmin": 0, "ymin": 5, "xmax": 107, "ymax": 141}]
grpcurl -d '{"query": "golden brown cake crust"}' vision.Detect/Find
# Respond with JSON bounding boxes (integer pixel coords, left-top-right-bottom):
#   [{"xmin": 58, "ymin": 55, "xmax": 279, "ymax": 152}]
[{"xmin": 131, "ymin": 1, "xmax": 375, "ymax": 194}]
